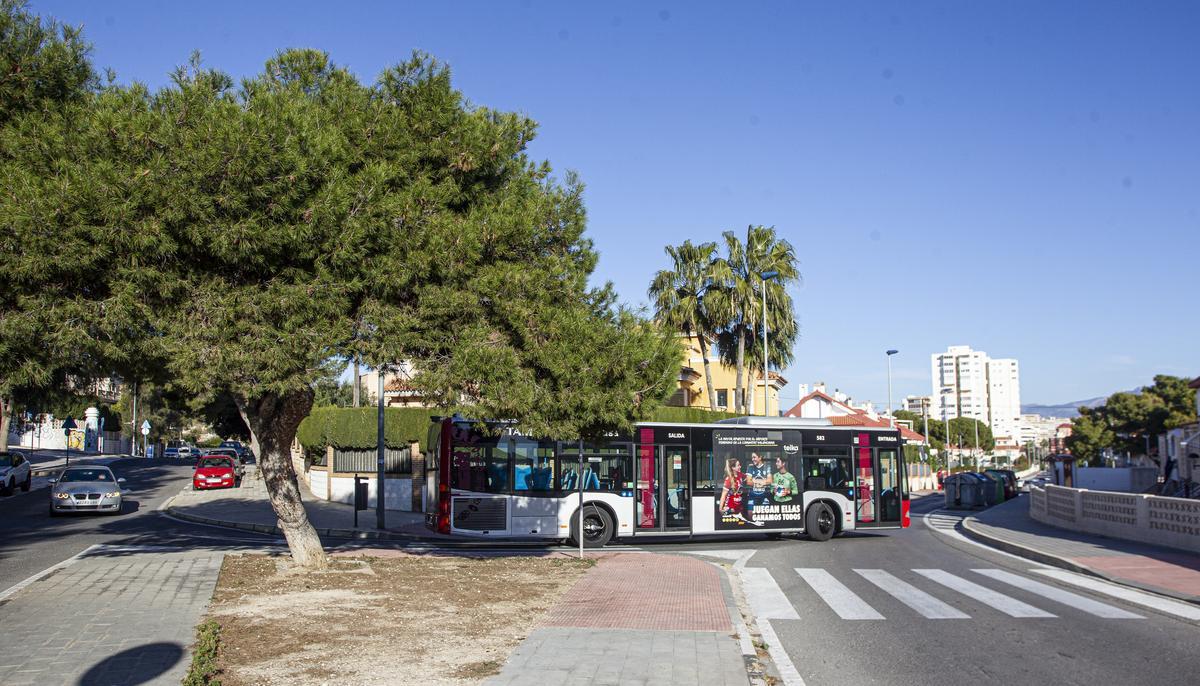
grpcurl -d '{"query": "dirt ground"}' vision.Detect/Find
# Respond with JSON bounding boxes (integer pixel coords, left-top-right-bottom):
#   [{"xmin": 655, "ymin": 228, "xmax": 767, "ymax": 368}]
[{"xmin": 205, "ymin": 552, "xmax": 594, "ymax": 686}]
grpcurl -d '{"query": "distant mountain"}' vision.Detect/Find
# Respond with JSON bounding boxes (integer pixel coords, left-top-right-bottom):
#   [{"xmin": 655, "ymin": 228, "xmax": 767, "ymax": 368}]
[{"xmin": 1022, "ymin": 391, "xmax": 1135, "ymax": 419}]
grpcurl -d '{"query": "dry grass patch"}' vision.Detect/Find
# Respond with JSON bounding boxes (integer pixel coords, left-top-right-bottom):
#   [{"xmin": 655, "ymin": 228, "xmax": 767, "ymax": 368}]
[{"xmin": 207, "ymin": 553, "xmax": 593, "ymax": 686}]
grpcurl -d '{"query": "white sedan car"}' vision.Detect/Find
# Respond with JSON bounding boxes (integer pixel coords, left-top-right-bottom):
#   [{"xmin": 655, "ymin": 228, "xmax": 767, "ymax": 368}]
[
  {"xmin": 49, "ymin": 465, "xmax": 126, "ymax": 516},
  {"xmin": 0, "ymin": 451, "xmax": 33, "ymax": 495}
]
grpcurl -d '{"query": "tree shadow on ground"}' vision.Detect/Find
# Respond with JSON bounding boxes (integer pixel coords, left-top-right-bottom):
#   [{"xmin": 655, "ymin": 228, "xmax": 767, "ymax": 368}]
[{"xmin": 76, "ymin": 641, "xmax": 184, "ymax": 686}]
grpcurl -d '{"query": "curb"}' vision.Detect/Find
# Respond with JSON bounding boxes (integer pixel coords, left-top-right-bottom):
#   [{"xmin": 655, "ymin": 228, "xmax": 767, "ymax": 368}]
[
  {"xmin": 960, "ymin": 516, "xmax": 1200, "ymax": 607},
  {"xmin": 711, "ymin": 562, "xmax": 774, "ymax": 686},
  {"xmin": 162, "ymin": 497, "xmax": 558, "ymax": 548}
]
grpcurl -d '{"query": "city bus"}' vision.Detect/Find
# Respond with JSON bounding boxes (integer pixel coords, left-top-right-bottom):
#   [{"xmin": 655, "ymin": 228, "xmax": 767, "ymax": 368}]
[{"xmin": 425, "ymin": 415, "xmax": 910, "ymax": 547}]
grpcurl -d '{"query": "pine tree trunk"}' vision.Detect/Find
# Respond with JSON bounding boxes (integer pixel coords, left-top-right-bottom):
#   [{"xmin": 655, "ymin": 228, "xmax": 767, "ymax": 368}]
[
  {"xmin": 0, "ymin": 396, "xmax": 12, "ymax": 453},
  {"xmin": 735, "ymin": 329, "xmax": 746, "ymax": 414},
  {"xmin": 698, "ymin": 336, "xmax": 718, "ymax": 412},
  {"xmin": 236, "ymin": 390, "xmax": 327, "ymax": 570}
]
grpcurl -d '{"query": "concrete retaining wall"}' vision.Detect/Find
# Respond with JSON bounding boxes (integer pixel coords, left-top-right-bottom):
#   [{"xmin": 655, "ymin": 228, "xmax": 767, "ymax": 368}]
[
  {"xmin": 1030, "ymin": 484, "xmax": 1200, "ymax": 553},
  {"xmin": 1075, "ymin": 467, "xmax": 1159, "ymax": 493}
]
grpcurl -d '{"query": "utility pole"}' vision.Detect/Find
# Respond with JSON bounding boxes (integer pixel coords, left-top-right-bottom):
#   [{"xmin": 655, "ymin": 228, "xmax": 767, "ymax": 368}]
[
  {"xmin": 885, "ymin": 350, "xmax": 899, "ymax": 427},
  {"xmin": 376, "ymin": 368, "xmax": 386, "ymax": 530},
  {"xmin": 974, "ymin": 420, "xmax": 981, "ymax": 469},
  {"xmin": 945, "ymin": 413, "xmax": 953, "ymax": 473},
  {"xmin": 922, "ymin": 400, "xmax": 930, "ymax": 464},
  {"xmin": 760, "ymin": 270, "xmax": 779, "ymax": 417},
  {"xmin": 130, "ymin": 382, "xmax": 139, "ymax": 457},
  {"xmin": 352, "ymin": 355, "xmax": 360, "ymax": 408}
]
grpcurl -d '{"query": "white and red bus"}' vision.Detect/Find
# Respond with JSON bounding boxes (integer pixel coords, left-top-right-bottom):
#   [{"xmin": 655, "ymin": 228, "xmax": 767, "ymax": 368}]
[{"xmin": 425, "ymin": 416, "xmax": 910, "ymax": 546}]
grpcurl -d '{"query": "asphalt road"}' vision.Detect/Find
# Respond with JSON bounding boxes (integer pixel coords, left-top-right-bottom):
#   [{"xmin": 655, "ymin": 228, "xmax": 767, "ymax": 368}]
[
  {"xmin": 6, "ymin": 474, "xmax": 1198, "ymax": 685},
  {"xmin": 0, "ymin": 458, "xmax": 279, "ymax": 593},
  {"xmin": 644, "ymin": 494, "xmax": 1200, "ymax": 686}
]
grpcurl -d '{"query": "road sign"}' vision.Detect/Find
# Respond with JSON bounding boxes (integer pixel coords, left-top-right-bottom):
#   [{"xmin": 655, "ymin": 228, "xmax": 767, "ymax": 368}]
[
  {"xmin": 140, "ymin": 420, "xmax": 151, "ymax": 431},
  {"xmin": 61, "ymin": 417, "xmax": 77, "ymax": 436},
  {"xmin": 140, "ymin": 426, "xmax": 150, "ymax": 436}
]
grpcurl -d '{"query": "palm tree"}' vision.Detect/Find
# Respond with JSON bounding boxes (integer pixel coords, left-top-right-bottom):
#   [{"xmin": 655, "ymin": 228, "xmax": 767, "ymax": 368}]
[
  {"xmin": 649, "ymin": 240, "xmax": 722, "ymax": 411},
  {"xmin": 713, "ymin": 226, "xmax": 799, "ymax": 414}
]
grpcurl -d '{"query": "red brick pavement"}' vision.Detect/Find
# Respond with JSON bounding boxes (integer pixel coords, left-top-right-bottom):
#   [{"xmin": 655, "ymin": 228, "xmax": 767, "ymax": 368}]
[{"xmin": 538, "ymin": 553, "xmax": 732, "ymax": 631}]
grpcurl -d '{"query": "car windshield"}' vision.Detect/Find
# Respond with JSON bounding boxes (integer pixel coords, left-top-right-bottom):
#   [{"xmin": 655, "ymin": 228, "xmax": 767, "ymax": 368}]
[
  {"xmin": 60, "ymin": 469, "xmax": 112, "ymax": 482},
  {"xmin": 198, "ymin": 458, "xmax": 232, "ymax": 469}
]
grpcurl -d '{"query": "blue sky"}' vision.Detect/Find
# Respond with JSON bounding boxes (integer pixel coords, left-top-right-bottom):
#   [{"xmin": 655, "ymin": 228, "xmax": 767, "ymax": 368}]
[{"xmin": 33, "ymin": 1, "xmax": 1199, "ymax": 408}]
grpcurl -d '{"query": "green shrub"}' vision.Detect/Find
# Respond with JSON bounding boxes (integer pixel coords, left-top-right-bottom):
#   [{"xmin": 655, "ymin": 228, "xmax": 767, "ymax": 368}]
[
  {"xmin": 183, "ymin": 619, "xmax": 222, "ymax": 686},
  {"xmin": 296, "ymin": 407, "xmax": 442, "ymax": 450}
]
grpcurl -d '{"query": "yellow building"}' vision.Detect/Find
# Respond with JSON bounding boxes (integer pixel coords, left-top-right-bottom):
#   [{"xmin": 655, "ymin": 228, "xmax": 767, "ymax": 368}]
[{"xmin": 669, "ymin": 334, "xmax": 787, "ymax": 416}]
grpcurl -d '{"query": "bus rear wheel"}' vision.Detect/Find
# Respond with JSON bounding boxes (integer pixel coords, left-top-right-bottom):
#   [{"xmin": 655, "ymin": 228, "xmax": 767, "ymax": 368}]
[
  {"xmin": 569, "ymin": 506, "xmax": 613, "ymax": 548},
  {"xmin": 806, "ymin": 502, "xmax": 836, "ymax": 542}
]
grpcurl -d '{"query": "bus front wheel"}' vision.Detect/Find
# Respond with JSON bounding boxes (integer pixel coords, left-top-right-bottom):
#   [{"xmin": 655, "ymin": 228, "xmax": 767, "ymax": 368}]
[
  {"xmin": 569, "ymin": 506, "xmax": 613, "ymax": 548},
  {"xmin": 806, "ymin": 502, "xmax": 836, "ymax": 542}
]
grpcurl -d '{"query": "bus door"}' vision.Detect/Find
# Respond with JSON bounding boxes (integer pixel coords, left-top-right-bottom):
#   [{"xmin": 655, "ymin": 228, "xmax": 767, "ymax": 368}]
[
  {"xmin": 854, "ymin": 438, "xmax": 876, "ymax": 525},
  {"xmin": 856, "ymin": 446, "xmax": 905, "ymax": 528},
  {"xmin": 635, "ymin": 444, "xmax": 690, "ymax": 532}
]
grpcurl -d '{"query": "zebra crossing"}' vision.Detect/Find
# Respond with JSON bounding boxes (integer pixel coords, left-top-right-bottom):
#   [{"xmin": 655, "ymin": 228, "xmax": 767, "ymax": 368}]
[{"xmin": 741, "ymin": 565, "xmax": 1200, "ymax": 623}]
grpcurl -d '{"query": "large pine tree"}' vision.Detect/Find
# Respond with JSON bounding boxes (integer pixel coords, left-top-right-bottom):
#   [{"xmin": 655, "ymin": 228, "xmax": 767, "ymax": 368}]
[{"xmin": 16, "ymin": 46, "xmax": 677, "ymax": 567}]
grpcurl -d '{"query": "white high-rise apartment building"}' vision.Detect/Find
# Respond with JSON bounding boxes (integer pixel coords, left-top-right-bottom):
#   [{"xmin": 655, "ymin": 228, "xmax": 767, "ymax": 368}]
[
  {"xmin": 931, "ymin": 345, "xmax": 1023, "ymax": 443},
  {"xmin": 987, "ymin": 358, "xmax": 1022, "ymax": 443}
]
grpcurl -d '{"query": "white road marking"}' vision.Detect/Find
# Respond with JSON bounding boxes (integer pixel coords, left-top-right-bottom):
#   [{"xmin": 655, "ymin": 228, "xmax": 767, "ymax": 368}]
[
  {"xmin": 854, "ymin": 569, "xmax": 970, "ymax": 619},
  {"xmin": 758, "ymin": 618, "xmax": 807, "ymax": 686},
  {"xmin": 741, "ymin": 567, "xmax": 800, "ymax": 620},
  {"xmin": 920, "ymin": 510, "xmax": 1056, "ymax": 567},
  {"xmin": 0, "ymin": 545, "xmax": 103, "ymax": 602},
  {"xmin": 795, "ymin": 568, "xmax": 884, "ymax": 620},
  {"xmin": 972, "ymin": 569, "xmax": 1142, "ymax": 619},
  {"xmin": 1029, "ymin": 568, "xmax": 1200, "ymax": 621},
  {"xmin": 914, "ymin": 569, "xmax": 1056, "ymax": 618}
]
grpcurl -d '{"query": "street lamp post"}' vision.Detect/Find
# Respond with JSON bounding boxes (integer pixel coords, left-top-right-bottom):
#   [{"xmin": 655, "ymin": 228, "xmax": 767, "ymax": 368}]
[
  {"xmin": 885, "ymin": 350, "xmax": 899, "ymax": 427},
  {"xmin": 759, "ymin": 270, "xmax": 779, "ymax": 417}
]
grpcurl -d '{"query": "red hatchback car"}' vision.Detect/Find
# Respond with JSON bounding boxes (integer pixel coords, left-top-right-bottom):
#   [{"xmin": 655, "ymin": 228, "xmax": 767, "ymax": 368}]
[{"xmin": 192, "ymin": 456, "xmax": 240, "ymax": 490}]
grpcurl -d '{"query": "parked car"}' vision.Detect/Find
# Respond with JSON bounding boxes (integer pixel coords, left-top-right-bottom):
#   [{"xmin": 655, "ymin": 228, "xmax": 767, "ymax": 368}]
[
  {"xmin": 176, "ymin": 445, "xmax": 201, "ymax": 460},
  {"xmin": 192, "ymin": 456, "xmax": 240, "ymax": 490},
  {"xmin": 163, "ymin": 445, "xmax": 180, "ymax": 459},
  {"xmin": 0, "ymin": 451, "xmax": 33, "ymax": 495},
  {"xmin": 219, "ymin": 440, "xmax": 250, "ymax": 462},
  {"xmin": 49, "ymin": 465, "xmax": 125, "ymax": 516},
  {"xmin": 202, "ymin": 449, "xmax": 246, "ymax": 478}
]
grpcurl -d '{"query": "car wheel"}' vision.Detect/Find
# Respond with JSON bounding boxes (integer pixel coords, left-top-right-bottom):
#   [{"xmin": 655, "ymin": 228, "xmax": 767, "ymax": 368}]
[
  {"xmin": 21, "ymin": 472, "xmax": 32, "ymax": 492},
  {"xmin": 806, "ymin": 502, "xmax": 836, "ymax": 542}
]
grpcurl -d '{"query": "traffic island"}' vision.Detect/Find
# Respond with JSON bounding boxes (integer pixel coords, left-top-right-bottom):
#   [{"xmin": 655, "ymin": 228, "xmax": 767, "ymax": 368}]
[{"xmin": 198, "ymin": 553, "xmax": 593, "ymax": 685}]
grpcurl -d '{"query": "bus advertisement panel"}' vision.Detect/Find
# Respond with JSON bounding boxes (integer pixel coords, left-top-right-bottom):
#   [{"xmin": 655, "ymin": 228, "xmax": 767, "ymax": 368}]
[{"xmin": 714, "ymin": 430, "xmax": 804, "ymax": 530}]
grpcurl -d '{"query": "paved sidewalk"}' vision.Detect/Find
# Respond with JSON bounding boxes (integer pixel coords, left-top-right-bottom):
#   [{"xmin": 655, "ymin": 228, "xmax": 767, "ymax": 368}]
[
  {"xmin": 963, "ymin": 495, "xmax": 1200, "ymax": 603},
  {"xmin": 0, "ymin": 545, "xmax": 224, "ymax": 685},
  {"xmin": 166, "ymin": 467, "xmax": 444, "ymax": 541},
  {"xmin": 486, "ymin": 553, "xmax": 751, "ymax": 685}
]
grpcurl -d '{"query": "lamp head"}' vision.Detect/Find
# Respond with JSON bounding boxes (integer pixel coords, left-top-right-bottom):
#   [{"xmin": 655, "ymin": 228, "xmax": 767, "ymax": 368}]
[
  {"xmin": 886, "ymin": 349, "xmax": 899, "ymax": 356},
  {"xmin": 760, "ymin": 270, "xmax": 779, "ymax": 280}
]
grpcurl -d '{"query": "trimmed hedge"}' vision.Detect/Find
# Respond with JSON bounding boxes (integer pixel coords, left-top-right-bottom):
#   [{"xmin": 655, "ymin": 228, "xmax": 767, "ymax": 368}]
[
  {"xmin": 296, "ymin": 407, "xmax": 441, "ymax": 450},
  {"xmin": 296, "ymin": 405, "xmax": 742, "ymax": 451},
  {"xmin": 649, "ymin": 406, "xmax": 741, "ymax": 423}
]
